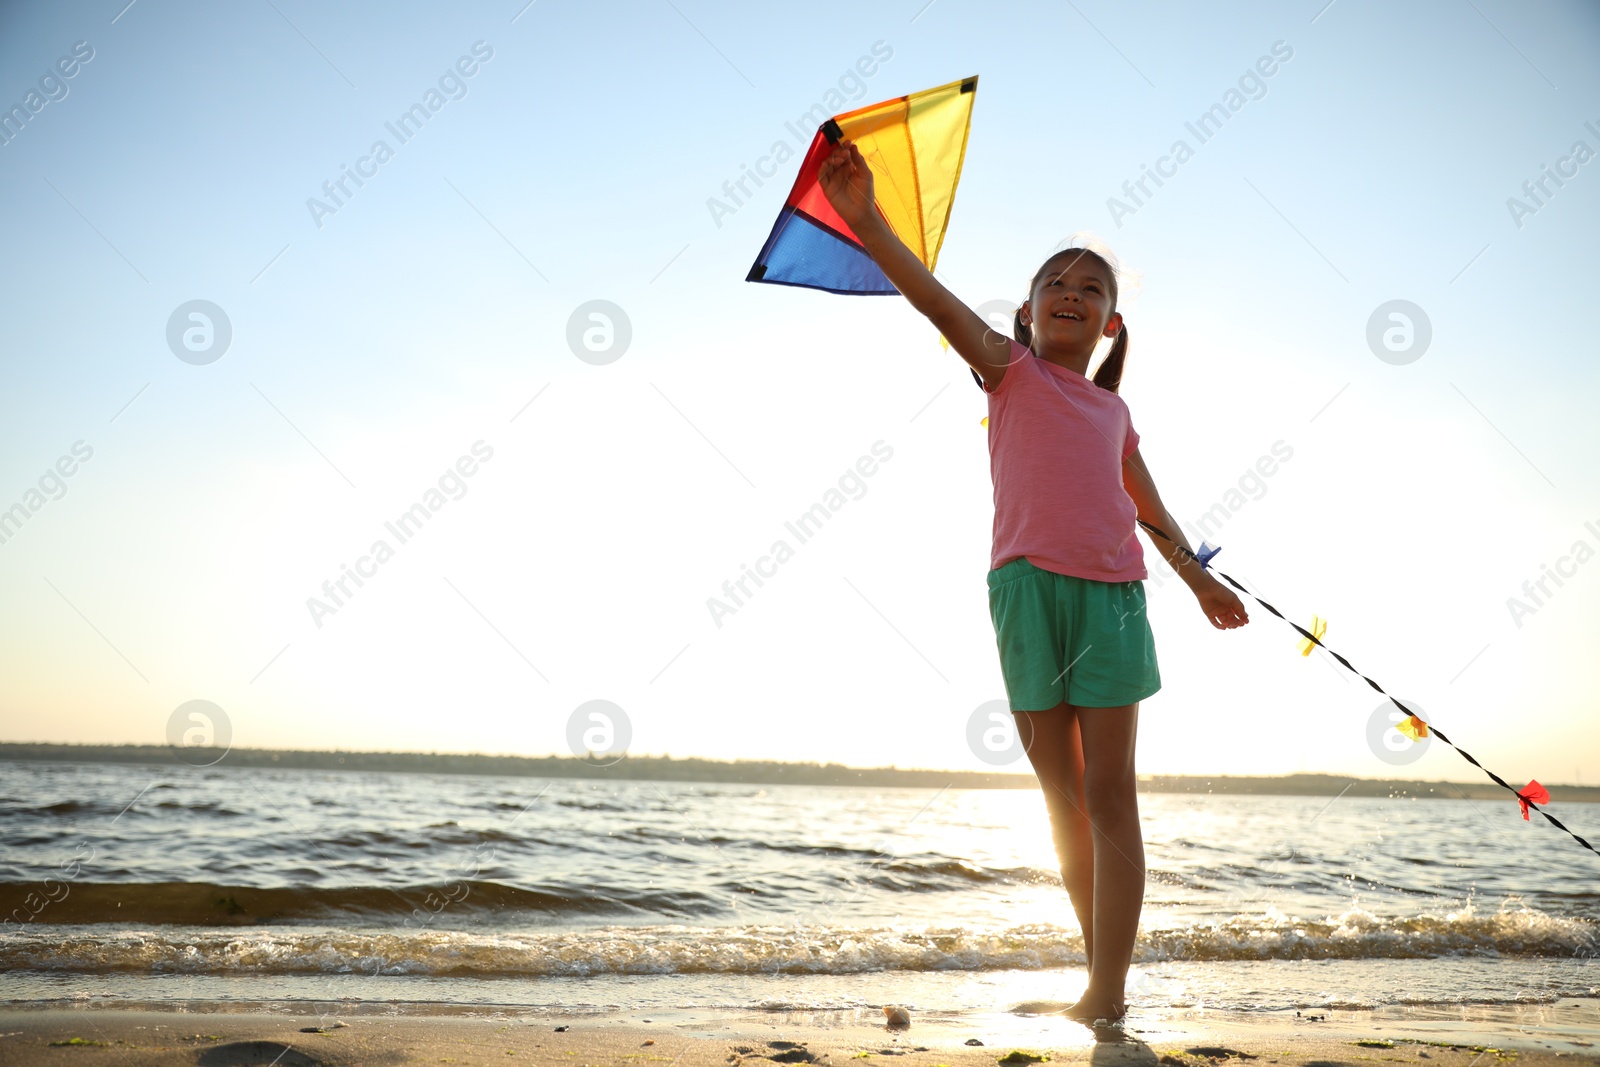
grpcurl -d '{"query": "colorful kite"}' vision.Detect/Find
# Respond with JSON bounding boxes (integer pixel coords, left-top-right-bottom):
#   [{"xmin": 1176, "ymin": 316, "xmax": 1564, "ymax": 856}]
[
  {"xmin": 747, "ymin": 76, "xmax": 977, "ymax": 294},
  {"xmin": 1137, "ymin": 518, "xmax": 1596, "ymax": 858}
]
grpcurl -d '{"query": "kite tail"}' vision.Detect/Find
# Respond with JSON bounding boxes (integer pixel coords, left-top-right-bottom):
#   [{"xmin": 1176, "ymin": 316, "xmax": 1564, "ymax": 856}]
[{"xmin": 1136, "ymin": 518, "xmax": 1598, "ymax": 859}]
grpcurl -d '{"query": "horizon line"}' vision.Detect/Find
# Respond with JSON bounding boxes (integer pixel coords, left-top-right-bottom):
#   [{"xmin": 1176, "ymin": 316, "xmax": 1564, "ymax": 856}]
[{"xmin": 0, "ymin": 740, "xmax": 1591, "ymax": 792}]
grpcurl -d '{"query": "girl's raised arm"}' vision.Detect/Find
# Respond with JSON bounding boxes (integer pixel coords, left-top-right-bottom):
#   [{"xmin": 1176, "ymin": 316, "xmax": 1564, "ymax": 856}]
[{"xmin": 819, "ymin": 141, "xmax": 1012, "ymax": 391}]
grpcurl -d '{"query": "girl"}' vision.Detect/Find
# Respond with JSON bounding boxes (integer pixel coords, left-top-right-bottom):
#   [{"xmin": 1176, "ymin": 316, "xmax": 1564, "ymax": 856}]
[{"xmin": 819, "ymin": 140, "xmax": 1251, "ymax": 1026}]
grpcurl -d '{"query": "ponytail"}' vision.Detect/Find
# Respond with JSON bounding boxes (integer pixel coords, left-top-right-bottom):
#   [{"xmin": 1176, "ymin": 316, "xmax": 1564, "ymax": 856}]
[
  {"xmin": 1091, "ymin": 321, "xmax": 1128, "ymax": 395},
  {"xmin": 1012, "ymin": 306, "xmax": 1034, "ymax": 351}
]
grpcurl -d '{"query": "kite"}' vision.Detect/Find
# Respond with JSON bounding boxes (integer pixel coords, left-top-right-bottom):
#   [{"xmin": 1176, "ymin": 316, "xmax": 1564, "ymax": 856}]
[
  {"xmin": 747, "ymin": 76, "xmax": 978, "ymax": 294},
  {"xmin": 1137, "ymin": 518, "xmax": 1596, "ymax": 858}
]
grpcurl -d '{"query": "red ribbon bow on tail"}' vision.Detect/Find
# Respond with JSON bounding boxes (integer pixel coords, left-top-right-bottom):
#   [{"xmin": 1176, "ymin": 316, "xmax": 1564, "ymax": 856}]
[{"xmin": 1517, "ymin": 780, "xmax": 1551, "ymax": 821}]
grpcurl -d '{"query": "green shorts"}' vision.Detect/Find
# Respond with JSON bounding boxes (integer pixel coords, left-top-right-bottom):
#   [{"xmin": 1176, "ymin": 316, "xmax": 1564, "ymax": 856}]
[{"xmin": 987, "ymin": 556, "xmax": 1161, "ymax": 711}]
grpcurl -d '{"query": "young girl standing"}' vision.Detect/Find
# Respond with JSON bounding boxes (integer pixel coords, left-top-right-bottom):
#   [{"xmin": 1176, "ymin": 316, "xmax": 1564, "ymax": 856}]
[{"xmin": 819, "ymin": 140, "xmax": 1251, "ymax": 1026}]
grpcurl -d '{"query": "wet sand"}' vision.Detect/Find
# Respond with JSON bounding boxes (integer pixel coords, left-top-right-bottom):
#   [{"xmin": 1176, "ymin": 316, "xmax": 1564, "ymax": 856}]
[{"xmin": 1, "ymin": 1001, "xmax": 1595, "ymax": 1067}]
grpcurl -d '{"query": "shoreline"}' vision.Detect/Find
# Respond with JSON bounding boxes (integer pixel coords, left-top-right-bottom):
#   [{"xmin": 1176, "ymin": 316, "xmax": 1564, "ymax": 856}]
[
  {"xmin": 5, "ymin": 745, "xmax": 1597, "ymax": 802},
  {"xmin": 2, "ymin": 1000, "xmax": 1596, "ymax": 1066}
]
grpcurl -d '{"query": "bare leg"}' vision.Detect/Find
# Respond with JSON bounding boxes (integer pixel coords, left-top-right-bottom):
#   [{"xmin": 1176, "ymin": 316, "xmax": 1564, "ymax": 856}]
[
  {"xmin": 1065, "ymin": 701, "xmax": 1144, "ymax": 1023},
  {"xmin": 1013, "ymin": 706, "xmax": 1097, "ymax": 971}
]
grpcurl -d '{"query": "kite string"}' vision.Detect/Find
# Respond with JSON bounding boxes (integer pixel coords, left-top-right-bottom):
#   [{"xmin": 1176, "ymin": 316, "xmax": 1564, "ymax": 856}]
[{"xmin": 1135, "ymin": 518, "xmax": 1598, "ymax": 859}]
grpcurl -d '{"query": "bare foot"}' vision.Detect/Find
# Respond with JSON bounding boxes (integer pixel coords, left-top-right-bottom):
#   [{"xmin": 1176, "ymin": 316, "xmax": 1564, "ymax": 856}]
[{"xmin": 1060, "ymin": 997, "xmax": 1126, "ymax": 1026}]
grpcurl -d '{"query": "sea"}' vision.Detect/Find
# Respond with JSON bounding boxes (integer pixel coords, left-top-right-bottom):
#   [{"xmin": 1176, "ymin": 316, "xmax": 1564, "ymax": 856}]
[{"xmin": 2, "ymin": 759, "xmax": 1596, "ymax": 1021}]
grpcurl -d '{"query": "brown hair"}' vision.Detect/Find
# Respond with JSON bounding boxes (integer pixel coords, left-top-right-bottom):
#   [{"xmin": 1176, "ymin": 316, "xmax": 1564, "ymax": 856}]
[{"xmin": 1012, "ymin": 248, "xmax": 1129, "ymax": 394}]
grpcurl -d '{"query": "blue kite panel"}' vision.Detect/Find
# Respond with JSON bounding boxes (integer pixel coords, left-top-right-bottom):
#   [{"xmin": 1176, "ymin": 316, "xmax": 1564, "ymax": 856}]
[{"xmin": 748, "ymin": 209, "xmax": 898, "ymax": 295}]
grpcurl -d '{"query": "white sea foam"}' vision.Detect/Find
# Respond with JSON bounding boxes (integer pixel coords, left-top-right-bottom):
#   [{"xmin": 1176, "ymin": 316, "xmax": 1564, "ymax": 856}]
[{"xmin": 4, "ymin": 906, "xmax": 1593, "ymax": 979}]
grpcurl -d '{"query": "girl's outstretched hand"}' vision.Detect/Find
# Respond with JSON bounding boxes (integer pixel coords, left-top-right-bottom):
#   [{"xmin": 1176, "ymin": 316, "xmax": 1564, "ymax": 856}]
[
  {"xmin": 1195, "ymin": 576, "xmax": 1249, "ymax": 630},
  {"xmin": 818, "ymin": 140, "xmax": 875, "ymax": 229}
]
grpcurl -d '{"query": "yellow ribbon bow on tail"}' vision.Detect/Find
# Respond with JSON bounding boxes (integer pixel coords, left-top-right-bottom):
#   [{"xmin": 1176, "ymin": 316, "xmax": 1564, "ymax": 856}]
[
  {"xmin": 1395, "ymin": 713, "xmax": 1430, "ymax": 741},
  {"xmin": 1297, "ymin": 615, "xmax": 1327, "ymax": 656}
]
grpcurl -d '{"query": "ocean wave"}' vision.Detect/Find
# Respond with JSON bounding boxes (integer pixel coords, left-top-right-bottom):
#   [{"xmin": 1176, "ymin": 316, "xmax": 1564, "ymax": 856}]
[
  {"xmin": 0, "ymin": 881, "xmax": 725, "ymax": 925},
  {"xmin": 1141, "ymin": 904, "xmax": 1599, "ymax": 960},
  {"xmin": 10, "ymin": 924, "xmax": 1073, "ymax": 977},
  {"xmin": 2, "ymin": 907, "xmax": 1592, "ymax": 978},
  {"xmin": 0, "ymin": 861, "xmax": 1055, "ymax": 925}
]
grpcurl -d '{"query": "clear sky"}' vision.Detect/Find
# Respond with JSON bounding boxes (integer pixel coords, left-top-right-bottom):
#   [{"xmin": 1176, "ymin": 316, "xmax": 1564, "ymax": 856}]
[{"xmin": 2, "ymin": 0, "xmax": 1597, "ymax": 782}]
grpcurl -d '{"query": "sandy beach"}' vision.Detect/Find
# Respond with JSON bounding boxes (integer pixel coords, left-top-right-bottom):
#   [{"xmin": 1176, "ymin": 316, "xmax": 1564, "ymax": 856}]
[{"xmin": 2, "ymin": 1002, "xmax": 1596, "ymax": 1067}]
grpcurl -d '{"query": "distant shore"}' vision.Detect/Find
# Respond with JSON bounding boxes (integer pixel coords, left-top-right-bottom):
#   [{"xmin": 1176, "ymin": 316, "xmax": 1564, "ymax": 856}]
[{"xmin": 3, "ymin": 742, "xmax": 1595, "ymax": 802}]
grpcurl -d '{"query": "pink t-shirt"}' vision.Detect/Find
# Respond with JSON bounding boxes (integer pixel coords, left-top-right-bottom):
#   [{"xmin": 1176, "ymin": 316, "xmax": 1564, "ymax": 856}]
[{"xmin": 985, "ymin": 339, "xmax": 1146, "ymax": 581}]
